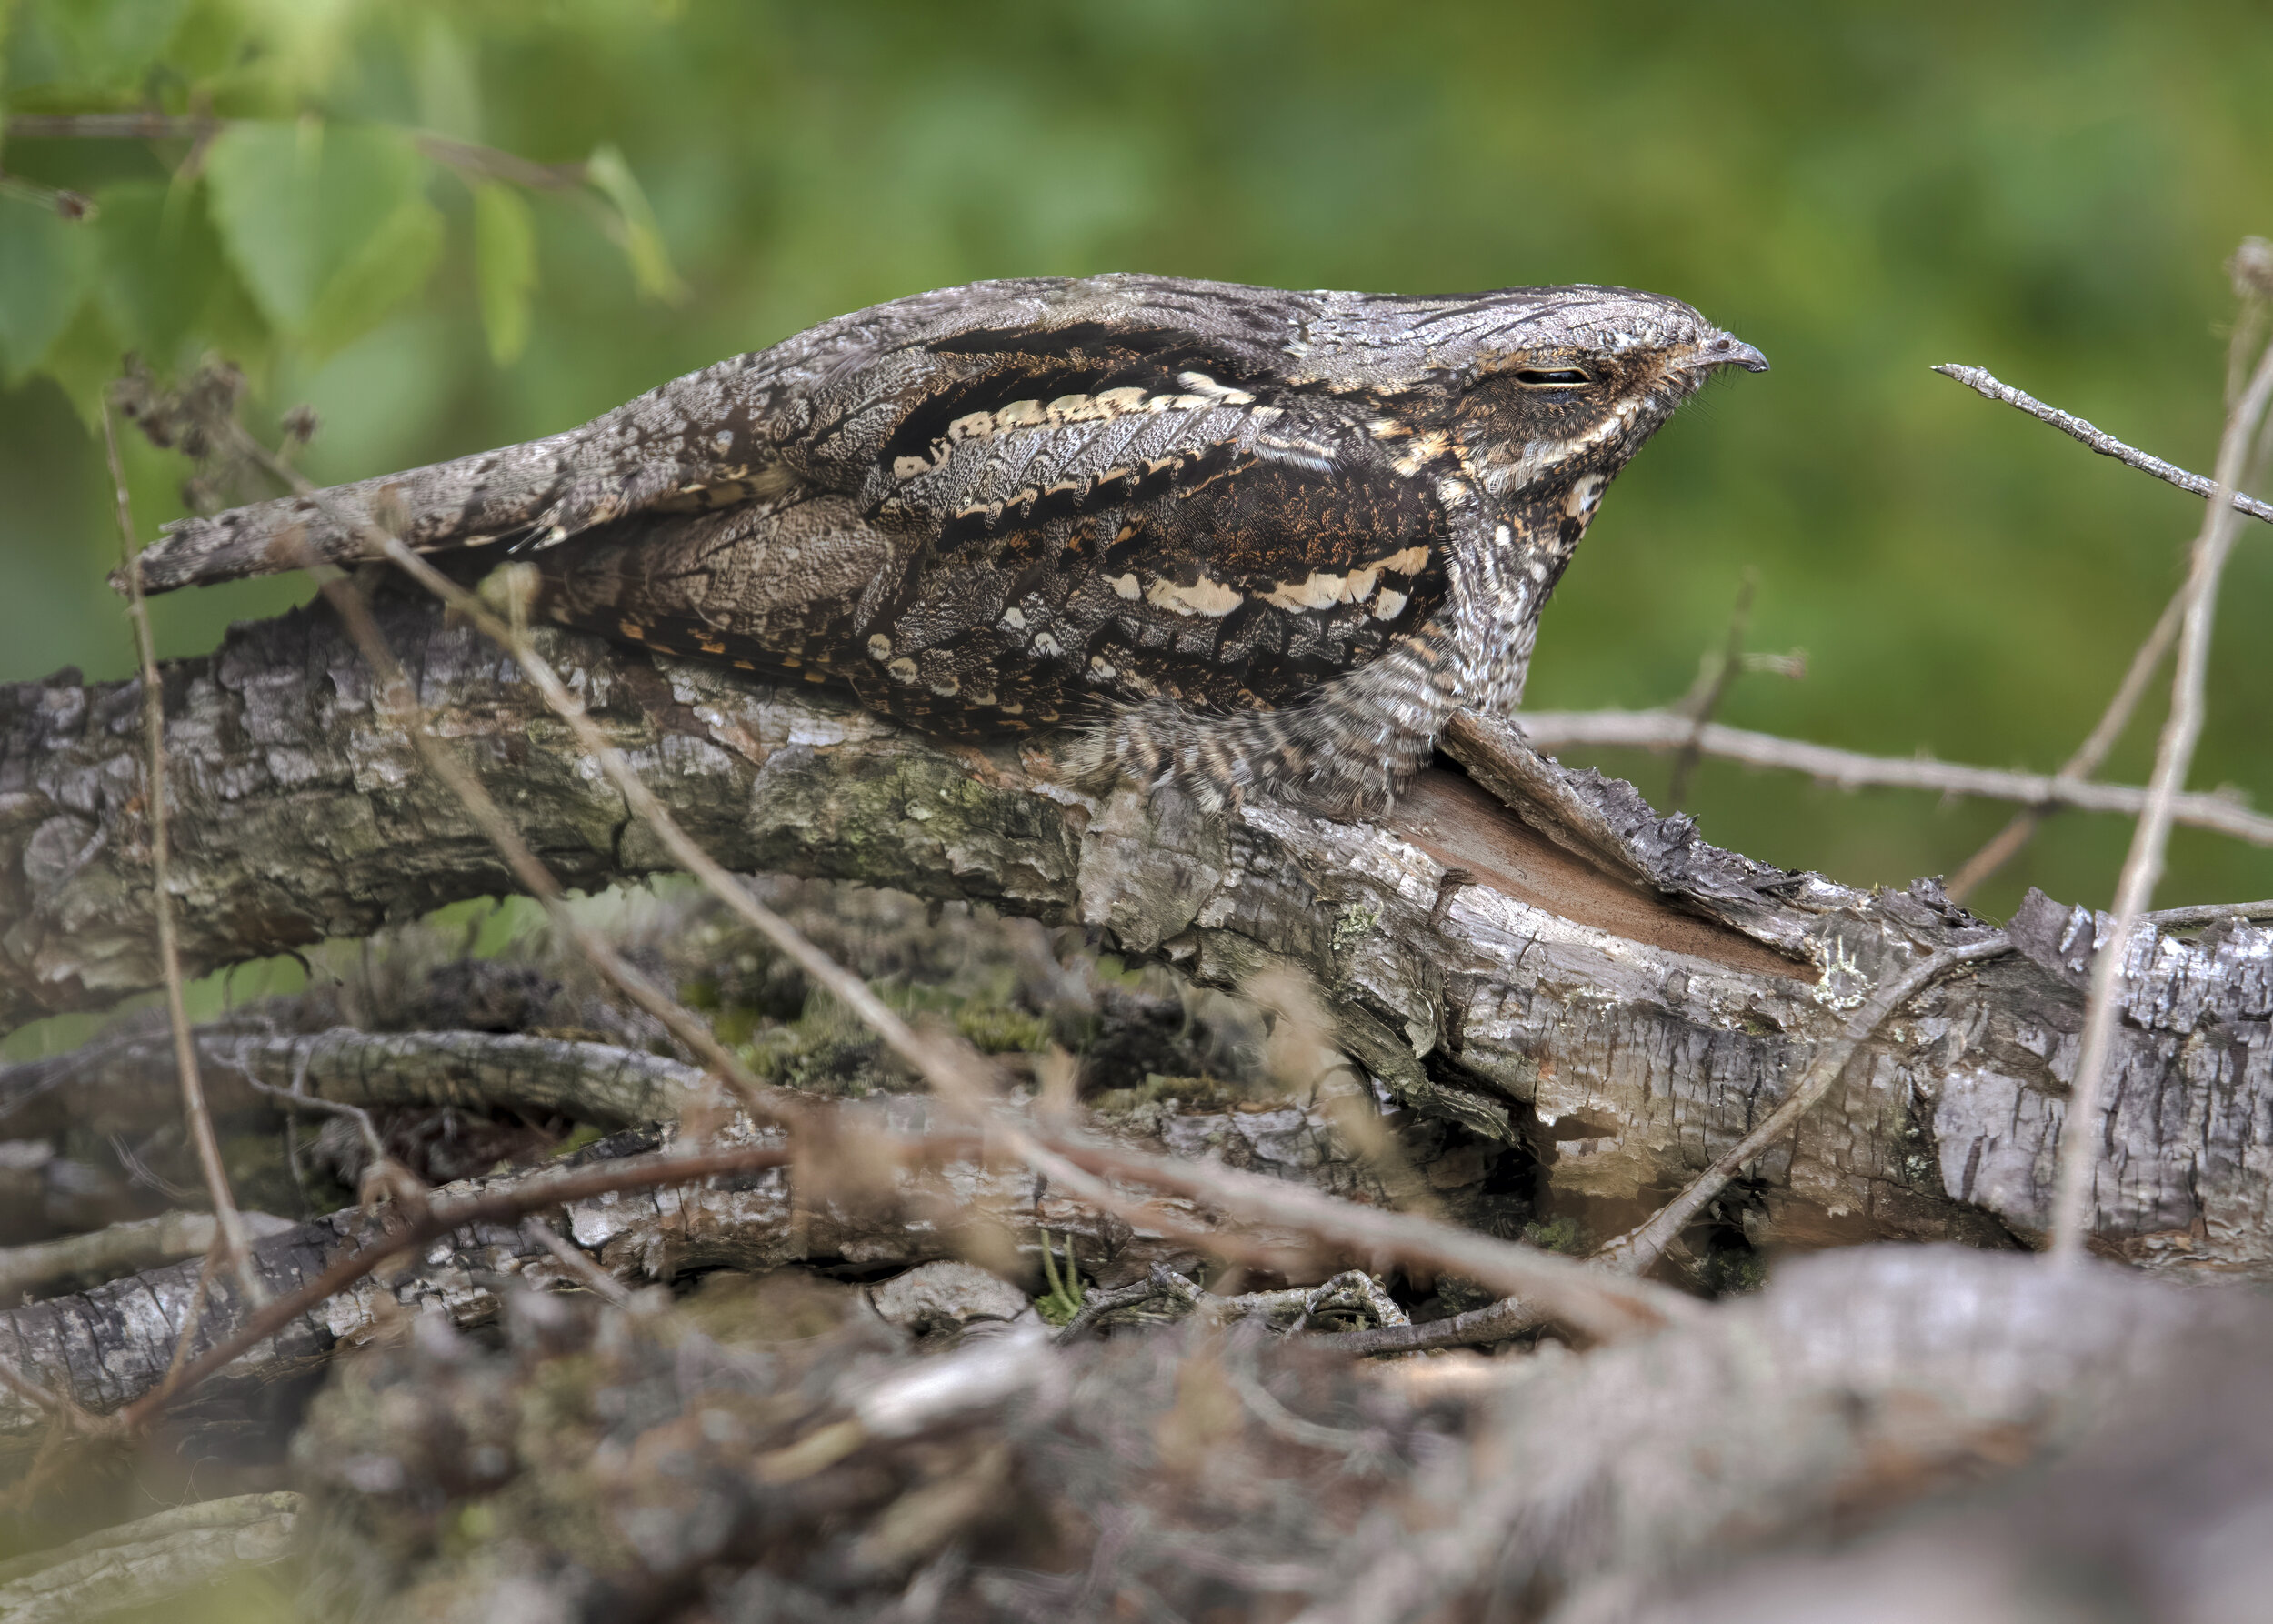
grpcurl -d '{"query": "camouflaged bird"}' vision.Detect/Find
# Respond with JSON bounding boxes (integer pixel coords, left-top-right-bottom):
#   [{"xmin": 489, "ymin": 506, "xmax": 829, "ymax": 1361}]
[{"xmin": 125, "ymin": 275, "xmax": 1766, "ymax": 817}]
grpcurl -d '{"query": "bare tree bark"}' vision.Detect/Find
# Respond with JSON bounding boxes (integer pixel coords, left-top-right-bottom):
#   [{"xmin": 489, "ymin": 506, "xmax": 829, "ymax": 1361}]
[
  {"xmin": 0, "ymin": 1094, "xmax": 1386, "ymax": 1442},
  {"xmin": 5, "ymin": 596, "xmax": 2271, "ymax": 1276}
]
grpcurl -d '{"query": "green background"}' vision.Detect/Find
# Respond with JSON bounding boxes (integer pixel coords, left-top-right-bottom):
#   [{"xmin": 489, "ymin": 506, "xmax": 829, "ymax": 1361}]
[{"xmin": 4, "ymin": 0, "xmax": 2270, "ymax": 921}]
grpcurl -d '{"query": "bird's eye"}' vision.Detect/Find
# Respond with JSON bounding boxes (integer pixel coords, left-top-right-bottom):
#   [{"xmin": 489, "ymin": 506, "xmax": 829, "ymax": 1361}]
[{"xmin": 1515, "ymin": 367, "xmax": 1592, "ymax": 387}]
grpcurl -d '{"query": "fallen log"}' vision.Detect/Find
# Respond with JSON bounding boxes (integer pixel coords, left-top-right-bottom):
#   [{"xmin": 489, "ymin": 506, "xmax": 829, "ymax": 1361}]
[
  {"xmin": 0, "ymin": 1090, "xmax": 1398, "ymax": 1444},
  {"xmin": 5, "ymin": 596, "xmax": 2268, "ymax": 1273}
]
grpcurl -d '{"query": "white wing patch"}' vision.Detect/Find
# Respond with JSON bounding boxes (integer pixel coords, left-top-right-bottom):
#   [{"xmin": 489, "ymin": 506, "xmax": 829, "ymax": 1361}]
[{"xmin": 887, "ymin": 385, "xmax": 1277, "ymax": 482}]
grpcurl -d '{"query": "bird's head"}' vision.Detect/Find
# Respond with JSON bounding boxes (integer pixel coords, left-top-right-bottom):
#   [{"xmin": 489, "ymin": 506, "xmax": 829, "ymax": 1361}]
[
  {"xmin": 1441, "ymin": 286, "xmax": 1767, "ymax": 502},
  {"xmin": 1305, "ymin": 284, "xmax": 1767, "ymax": 505}
]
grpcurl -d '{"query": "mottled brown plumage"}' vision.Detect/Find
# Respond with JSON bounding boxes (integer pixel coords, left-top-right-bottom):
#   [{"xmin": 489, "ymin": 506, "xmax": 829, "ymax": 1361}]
[{"xmin": 126, "ymin": 275, "xmax": 1764, "ymax": 816}]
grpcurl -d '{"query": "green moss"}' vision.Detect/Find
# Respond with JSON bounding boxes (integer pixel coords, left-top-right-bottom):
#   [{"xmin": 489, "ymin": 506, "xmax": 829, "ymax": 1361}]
[
  {"xmin": 1431, "ymin": 1273, "xmax": 1497, "ymax": 1314},
  {"xmin": 952, "ymin": 1000, "xmax": 1049, "ymax": 1054},
  {"xmin": 1091, "ymin": 954, "xmax": 1148, "ymax": 988},
  {"xmin": 549, "ymin": 1123, "xmax": 606, "ymax": 1159},
  {"xmin": 1521, "ymin": 1215, "xmax": 1587, "ymax": 1255},
  {"xmin": 1699, "ymin": 1248, "xmax": 1770, "ymax": 1297},
  {"xmin": 1086, "ymin": 1071, "xmax": 1266, "ymax": 1118},
  {"xmin": 1331, "ymin": 901, "xmax": 1382, "ymax": 954}
]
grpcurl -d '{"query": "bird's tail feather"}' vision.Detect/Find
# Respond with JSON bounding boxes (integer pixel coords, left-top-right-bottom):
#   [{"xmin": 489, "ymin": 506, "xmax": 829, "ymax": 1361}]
[{"xmin": 116, "ymin": 428, "xmax": 592, "ymax": 594}]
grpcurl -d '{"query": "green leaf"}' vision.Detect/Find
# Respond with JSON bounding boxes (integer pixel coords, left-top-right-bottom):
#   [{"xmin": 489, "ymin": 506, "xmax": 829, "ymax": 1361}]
[
  {"xmin": 203, "ymin": 120, "xmax": 442, "ymax": 357},
  {"xmin": 471, "ymin": 181, "xmax": 536, "ymax": 365},
  {"xmin": 302, "ymin": 195, "xmax": 444, "ymax": 356},
  {"xmin": 35, "ymin": 298, "xmax": 125, "ymax": 432},
  {"xmin": 9, "ymin": 0, "xmax": 192, "ymax": 93},
  {"xmin": 412, "ymin": 15, "xmax": 485, "ymax": 142},
  {"xmin": 0, "ymin": 192, "xmax": 94, "ymax": 384},
  {"xmin": 585, "ymin": 143, "xmax": 686, "ymax": 304},
  {"xmin": 91, "ymin": 180, "xmax": 226, "ymax": 360}
]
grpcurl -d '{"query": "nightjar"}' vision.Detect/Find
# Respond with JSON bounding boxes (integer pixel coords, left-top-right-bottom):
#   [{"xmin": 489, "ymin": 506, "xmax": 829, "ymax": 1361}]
[{"xmin": 125, "ymin": 275, "xmax": 1765, "ymax": 817}]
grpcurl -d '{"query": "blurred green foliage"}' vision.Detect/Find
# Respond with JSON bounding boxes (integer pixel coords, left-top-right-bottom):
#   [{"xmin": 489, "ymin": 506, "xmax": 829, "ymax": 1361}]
[{"xmin": 2, "ymin": 0, "xmax": 2269, "ymax": 920}]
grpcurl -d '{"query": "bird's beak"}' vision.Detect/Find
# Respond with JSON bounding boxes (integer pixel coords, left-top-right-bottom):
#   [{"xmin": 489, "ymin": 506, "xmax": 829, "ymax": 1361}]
[{"xmin": 1680, "ymin": 334, "xmax": 1770, "ymax": 374}]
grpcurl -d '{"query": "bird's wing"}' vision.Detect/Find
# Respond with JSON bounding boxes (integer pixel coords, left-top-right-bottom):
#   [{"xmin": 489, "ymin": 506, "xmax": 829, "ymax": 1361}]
[
  {"xmin": 845, "ymin": 345, "xmax": 1457, "ymax": 723},
  {"xmin": 119, "ymin": 277, "xmax": 1078, "ymax": 593},
  {"xmin": 125, "ymin": 274, "xmax": 1461, "ymax": 729},
  {"xmin": 525, "ymin": 306, "xmax": 1460, "ymax": 728}
]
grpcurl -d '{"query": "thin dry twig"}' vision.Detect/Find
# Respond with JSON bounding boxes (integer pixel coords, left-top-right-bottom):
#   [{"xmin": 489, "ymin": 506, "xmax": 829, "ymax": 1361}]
[
  {"xmin": 5, "ymin": 112, "xmax": 228, "ymax": 142},
  {"xmin": 1303, "ymin": 1291, "xmax": 1547, "ymax": 1356},
  {"xmin": 1596, "ymin": 934, "xmax": 2013, "ymax": 1277},
  {"xmin": 101, "ymin": 406, "xmax": 267, "ymax": 1310},
  {"xmin": 195, "ymin": 427, "xmax": 1371, "ymax": 1355},
  {"xmin": 91, "ymin": 1078, "xmax": 1698, "ymax": 1434},
  {"xmin": 2050, "ymin": 311, "xmax": 2273, "ymax": 1264},
  {"xmin": 1051, "ymin": 1276, "xmax": 1174, "ymax": 1345},
  {"xmin": 2141, "ymin": 897, "xmax": 2273, "ymax": 928},
  {"xmin": 0, "ymin": 167, "xmax": 95, "ymax": 218},
  {"xmin": 1933, "ymin": 363, "xmax": 2273, "ymax": 527},
  {"xmin": 1286, "ymin": 1269, "xmax": 1408, "ymax": 1333},
  {"xmin": 1514, "ymin": 708, "xmax": 2273, "ymax": 847},
  {"xmin": 1049, "ymin": 1139, "xmax": 1693, "ymax": 1343},
  {"xmin": 1946, "ymin": 580, "xmax": 2188, "ymax": 900},
  {"xmin": 4, "ymin": 113, "xmax": 589, "ymax": 192},
  {"xmin": 156, "ymin": 1243, "xmax": 225, "ymax": 1396},
  {"xmin": 171, "ymin": 391, "xmax": 1689, "ymax": 1360},
  {"xmin": 216, "ymin": 428, "xmax": 1257, "ymax": 1293},
  {"xmin": 0, "ymin": 1356, "xmax": 64, "ymax": 1418},
  {"xmin": 520, "ymin": 1218, "xmax": 641, "ymax": 1308},
  {"xmin": 233, "ymin": 1038, "xmax": 390, "ymax": 1168}
]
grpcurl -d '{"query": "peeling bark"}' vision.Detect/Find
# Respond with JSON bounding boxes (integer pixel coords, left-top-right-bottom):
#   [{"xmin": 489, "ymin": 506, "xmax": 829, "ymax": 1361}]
[{"xmin": 5, "ymin": 596, "xmax": 2269, "ymax": 1272}]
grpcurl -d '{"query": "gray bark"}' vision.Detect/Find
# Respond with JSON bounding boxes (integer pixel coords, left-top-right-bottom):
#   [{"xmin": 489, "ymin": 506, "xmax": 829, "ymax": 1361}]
[
  {"xmin": 0, "ymin": 1092, "xmax": 1379, "ymax": 1442},
  {"xmin": 2, "ymin": 1025, "xmax": 705, "ymax": 1141},
  {"xmin": 5, "ymin": 596, "xmax": 2268, "ymax": 1273}
]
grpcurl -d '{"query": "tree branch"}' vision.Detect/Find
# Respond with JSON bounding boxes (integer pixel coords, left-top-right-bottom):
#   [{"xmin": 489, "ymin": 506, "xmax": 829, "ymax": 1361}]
[
  {"xmin": 2051, "ymin": 315, "xmax": 2273, "ymax": 1261},
  {"xmin": 0, "ymin": 1024, "xmax": 704, "ymax": 1141},
  {"xmin": 1514, "ymin": 707, "xmax": 2273, "ymax": 844},
  {"xmin": 9, "ymin": 601, "xmax": 2273, "ymax": 1279},
  {"xmin": 0, "ymin": 1210, "xmax": 298, "ymax": 1305},
  {"xmin": 1933, "ymin": 363, "xmax": 2273, "ymax": 526},
  {"xmin": 3, "ymin": 113, "xmax": 589, "ymax": 192},
  {"xmin": 3, "ymin": 1080, "xmax": 1557, "ymax": 1438}
]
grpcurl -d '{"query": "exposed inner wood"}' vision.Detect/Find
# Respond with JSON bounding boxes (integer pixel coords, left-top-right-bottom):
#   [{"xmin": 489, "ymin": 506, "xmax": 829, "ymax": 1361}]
[{"xmin": 1391, "ymin": 769, "xmax": 1800, "ymax": 978}]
